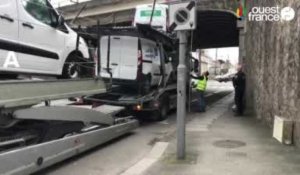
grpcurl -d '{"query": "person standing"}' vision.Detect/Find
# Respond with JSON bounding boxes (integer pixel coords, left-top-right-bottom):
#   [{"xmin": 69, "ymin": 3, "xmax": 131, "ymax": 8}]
[
  {"xmin": 232, "ymin": 64, "xmax": 246, "ymax": 116},
  {"xmin": 195, "ymin": 71, "xmax": 209, "ymax": 112}
]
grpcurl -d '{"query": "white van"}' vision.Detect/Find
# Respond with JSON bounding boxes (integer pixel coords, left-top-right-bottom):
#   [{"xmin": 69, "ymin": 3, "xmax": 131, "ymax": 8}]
[
  {"xmin": 0, "ymin": 0, "xmax": 89, "ymax": 78},
  {"xmin": 100, "ymin": 35, "xmax": 174, "ymax": 93},
  {"xmin": 133, "ymin": 4, "xmax": 169, "ymax": 32}
]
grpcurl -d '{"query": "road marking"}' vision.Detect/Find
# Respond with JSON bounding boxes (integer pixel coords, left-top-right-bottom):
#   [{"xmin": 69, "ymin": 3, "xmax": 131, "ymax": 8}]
[{"xmin": 120, "ymin": 142, "xmax": 169, "ymax": 175}]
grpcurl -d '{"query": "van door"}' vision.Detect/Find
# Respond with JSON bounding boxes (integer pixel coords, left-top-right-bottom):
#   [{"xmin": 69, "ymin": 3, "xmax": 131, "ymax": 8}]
[
  {"xmin": 100, "ymin": 35, "xmax": 138, "ymax": 81},
  {"xmin": 100, "ymin": 36, "xmax": 122, "ymax": 79},
  {"xmin": 140, "ymin": 39, "xmax": 162, "ymax": 86},
  {"xmin": 119, "ymin": 36, "xmax": 138, "ymax": 80},
  {"xmin": 0, "ymin": 0, "xmax": 19, "ymax": 72},
  {"xmin": 17, "ymin": 0, "xmax": 65, "ymax": 75},
  {"xmin": 152, "ymin": 45, "xmax": 162, "ymax": 85}
]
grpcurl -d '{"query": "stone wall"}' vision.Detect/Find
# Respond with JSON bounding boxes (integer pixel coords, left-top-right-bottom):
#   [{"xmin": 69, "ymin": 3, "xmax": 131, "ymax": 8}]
[{"xmin": 244, "ymin": 0, "xmax": 300, "ymax": 145}]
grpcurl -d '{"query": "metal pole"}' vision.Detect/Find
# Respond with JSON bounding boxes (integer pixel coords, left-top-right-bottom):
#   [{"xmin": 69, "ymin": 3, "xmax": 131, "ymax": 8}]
[
  {"xmin": 215, "ymin": 48, "xmax": 218, "ymax": 75},
  {"xmin": 177, "ymin": 30, "xmax": 187, "ymax": 159},
  {"xmin": 75, "ymin": 25, "xmax": 81, "ymax": 52},
  {"xmin": 70, "ymin": 3, "xmax": 87, "ymax": 25},
  {"xmin": 187, "ymin": 54, "xmax": 191, "ymax": 113},
  {"xmin": 97, "ymin": 20, "xmax": 101, "ymax": 77},
  {"xmin": 150, "ymin": 0, "xmax": 157, "ymax": 25}
]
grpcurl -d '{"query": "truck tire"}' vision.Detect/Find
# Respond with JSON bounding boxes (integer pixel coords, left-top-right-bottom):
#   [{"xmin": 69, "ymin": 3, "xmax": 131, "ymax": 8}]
[
  {"xmin": 61, "ymin": 54, "xmax": 82, "ymax": 79},
  {"xmin": 152, "ymin": 95, "xmax": 169, "ymax": 121},
  {"xmin": 159, "ymin": 99, "xmax": 169, "ymax": 120}
]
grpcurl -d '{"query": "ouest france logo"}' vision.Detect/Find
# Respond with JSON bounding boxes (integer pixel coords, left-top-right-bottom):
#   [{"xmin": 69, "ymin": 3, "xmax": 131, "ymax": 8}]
[{"xmin": 248, "ymin": 6, "xmax": 296, "ymax": 22}]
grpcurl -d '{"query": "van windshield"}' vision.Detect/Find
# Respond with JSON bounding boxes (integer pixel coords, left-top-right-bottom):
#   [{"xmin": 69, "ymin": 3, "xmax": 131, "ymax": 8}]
[{"xmin": 23, "ymin": 0, "xmax": 58, "ymax": 26}]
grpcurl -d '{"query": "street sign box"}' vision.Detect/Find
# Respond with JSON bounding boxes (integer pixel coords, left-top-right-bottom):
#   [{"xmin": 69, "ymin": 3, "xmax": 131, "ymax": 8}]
[{"xmin": 169, "ymin": 1, "xmax": 197, "ymax": 31}]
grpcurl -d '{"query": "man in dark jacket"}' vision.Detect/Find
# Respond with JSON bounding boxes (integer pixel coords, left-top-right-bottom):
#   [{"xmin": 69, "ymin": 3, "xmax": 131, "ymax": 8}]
[{"xmin": 232, "ymin": 65, "xmax": 246, "ymax": 116}]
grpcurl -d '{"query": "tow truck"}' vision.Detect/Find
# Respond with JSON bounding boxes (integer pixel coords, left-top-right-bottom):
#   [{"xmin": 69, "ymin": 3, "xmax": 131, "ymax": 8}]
[
  {"xmin": 0, "ymin": 78, "xmax": 138, "ymax": 175},
  {"xmin": 81, "ymin": 24, "xmax": 198, "ymax": 121},
  {"xmin": 83, "ymin": 24, "xmax": 180, "ymax": 121},
  {"xmin": 0, "ymin": 23, "xmax": 179, "ymax": 174},
  {"xmin": 0, "ymin": 23, "xmax": 191, "ymax": 174}
]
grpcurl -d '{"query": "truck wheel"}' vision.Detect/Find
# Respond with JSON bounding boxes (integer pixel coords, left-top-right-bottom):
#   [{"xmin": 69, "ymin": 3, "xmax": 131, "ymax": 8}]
[
  {"xmin": 61, "ymin": 54, "xmax": 81, "ymax": 79},
  {"xmin": 152, "ymin": 96, "xmax": 169, "ymax": 121},
  {"xmin": 159, "ymin": 100, "xmax": 169, "ymax": 120}
]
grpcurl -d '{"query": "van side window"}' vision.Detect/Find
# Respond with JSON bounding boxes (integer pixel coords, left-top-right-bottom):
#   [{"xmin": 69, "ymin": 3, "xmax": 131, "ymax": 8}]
[{"xmin": 23, "ymin": 0, "xmax": 58, "ymax": 27}]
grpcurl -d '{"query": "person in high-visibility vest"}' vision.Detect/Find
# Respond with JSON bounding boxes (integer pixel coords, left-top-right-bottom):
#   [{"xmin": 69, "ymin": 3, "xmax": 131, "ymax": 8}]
[{"xmin": 195, "ymin": 71, "xmax": 209, "ymax": 112}]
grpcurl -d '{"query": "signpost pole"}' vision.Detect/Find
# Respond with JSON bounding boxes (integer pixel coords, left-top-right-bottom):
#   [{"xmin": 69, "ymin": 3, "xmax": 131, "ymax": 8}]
[
  {"xmin": 170, "ymin": 0, "xmax": 196, "ymax": 160},
  {"xmin": 177, "ymin": 30, "xmax": 187, "ymax": 159}
]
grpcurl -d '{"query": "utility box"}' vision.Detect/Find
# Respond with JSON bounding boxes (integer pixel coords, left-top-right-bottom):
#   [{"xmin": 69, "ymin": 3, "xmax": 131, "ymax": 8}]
[{"xmin": 273, "ymin": 115, "xmax": 294, "ymax": 145}]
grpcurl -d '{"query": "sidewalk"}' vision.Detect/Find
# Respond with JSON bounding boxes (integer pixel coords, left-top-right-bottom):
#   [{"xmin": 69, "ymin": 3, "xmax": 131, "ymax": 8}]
[{"xmin": 143, "ymin": 93, "xmax": 300, "ymax": 175}]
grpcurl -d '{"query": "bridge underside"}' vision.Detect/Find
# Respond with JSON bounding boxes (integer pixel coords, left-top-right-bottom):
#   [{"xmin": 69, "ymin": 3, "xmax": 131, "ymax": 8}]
[
  {"xmin": 67, "ymin": 7, "xmax": 239, "ymax": 49},
  {"xmin": 193, "ymin": 10, "xmax": 239, "ymax": 49}
]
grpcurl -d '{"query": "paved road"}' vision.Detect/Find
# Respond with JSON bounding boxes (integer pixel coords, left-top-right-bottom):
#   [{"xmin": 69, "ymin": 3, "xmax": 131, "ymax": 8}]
[{"xmin": 34, "ymin": 80, "xmax": 233, "ymax": 175}]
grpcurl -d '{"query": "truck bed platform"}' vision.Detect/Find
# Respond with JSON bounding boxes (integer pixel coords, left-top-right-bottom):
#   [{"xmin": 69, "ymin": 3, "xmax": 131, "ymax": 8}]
[{"xmin": 85, "ymin": 84, "xmax": 177, "ymax": 106}]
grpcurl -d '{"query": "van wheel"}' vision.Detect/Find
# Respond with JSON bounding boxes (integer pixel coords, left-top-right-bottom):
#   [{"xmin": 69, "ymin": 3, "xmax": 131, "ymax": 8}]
[{"xmin": 61, "ymin": 54, "xmax": 81, "ymax": 79}]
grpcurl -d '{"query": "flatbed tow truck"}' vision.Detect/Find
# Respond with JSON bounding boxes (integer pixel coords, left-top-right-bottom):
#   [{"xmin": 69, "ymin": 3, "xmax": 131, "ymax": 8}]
[
  {"xmin": 0, "ymin": 78, "xmax": 138, "ymax": 175},
  {"xmin": 0, "ymin": 24, "xmax": 182, "ymax": 174},
  {"xmin": 84, "ymin": 24, "xmax": 179, "ymax": 121}
]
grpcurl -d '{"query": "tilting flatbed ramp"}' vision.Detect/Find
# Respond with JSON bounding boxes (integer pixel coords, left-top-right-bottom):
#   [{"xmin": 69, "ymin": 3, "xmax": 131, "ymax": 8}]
[
  {"xmin": 0, "ymin": 78, "xmax": 106, "ymax": 108},
  {"xmin": 0, "ymin": 78, "xmax": 139, "ymax": 175}
]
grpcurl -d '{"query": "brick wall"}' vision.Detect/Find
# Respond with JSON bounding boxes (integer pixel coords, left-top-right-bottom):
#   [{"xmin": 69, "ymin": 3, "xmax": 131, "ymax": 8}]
[{"xmin": 244, "ymin": 0, "xmax": 300, "ymax": 145}]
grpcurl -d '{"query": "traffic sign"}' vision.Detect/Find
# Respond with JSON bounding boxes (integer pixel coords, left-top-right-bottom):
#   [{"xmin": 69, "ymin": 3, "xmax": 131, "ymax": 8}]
[{"xmin": 169, "ymin": 1, "xmax": 197, "ymax": 31}]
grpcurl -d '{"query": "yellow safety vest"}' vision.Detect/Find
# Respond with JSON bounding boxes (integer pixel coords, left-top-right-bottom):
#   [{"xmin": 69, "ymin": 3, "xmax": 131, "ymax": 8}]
[{"xmin": 196, "ymin": 77, "xmax": 207, "ymax": 91}]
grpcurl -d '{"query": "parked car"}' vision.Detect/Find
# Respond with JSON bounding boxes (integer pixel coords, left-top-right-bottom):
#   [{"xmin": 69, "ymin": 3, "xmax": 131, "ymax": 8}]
[
  {"xmin": 0, "ymin": 0, "xmax": 89, "ymax": 78},
  {"xmin": 100, "ymin": 35, "xmax": 175, "ymax": 93}
]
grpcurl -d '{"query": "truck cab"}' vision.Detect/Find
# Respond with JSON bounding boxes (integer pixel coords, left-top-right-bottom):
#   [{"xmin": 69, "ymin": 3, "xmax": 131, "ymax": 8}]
[
  {"xmin": 0, "ymin": 0, "xmax": 89, "ymax": 78},
  {"xmin": 133, "ymin": 4, "xmax": 169, "ymax": 32}
]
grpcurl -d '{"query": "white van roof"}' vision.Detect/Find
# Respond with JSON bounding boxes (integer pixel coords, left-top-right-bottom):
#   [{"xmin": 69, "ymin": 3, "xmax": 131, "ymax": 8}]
[{"xmin": 86, "ymin": 24, "xmax": 176, "ymax": 49}]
